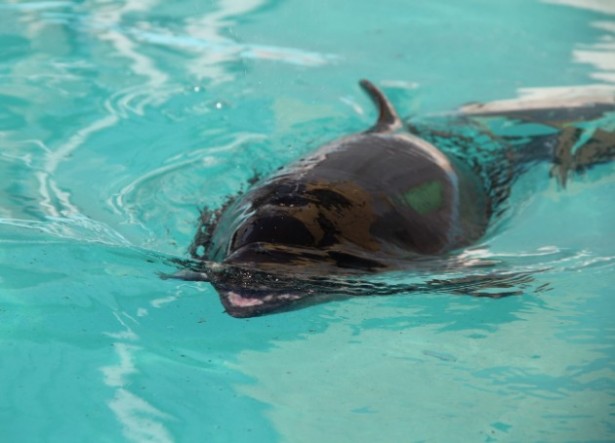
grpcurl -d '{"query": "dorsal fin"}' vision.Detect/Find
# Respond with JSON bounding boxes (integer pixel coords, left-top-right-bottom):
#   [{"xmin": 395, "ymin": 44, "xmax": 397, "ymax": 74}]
[{"xmin": 360, "ymin": 79, "xmax": 402, "ymax": 133}]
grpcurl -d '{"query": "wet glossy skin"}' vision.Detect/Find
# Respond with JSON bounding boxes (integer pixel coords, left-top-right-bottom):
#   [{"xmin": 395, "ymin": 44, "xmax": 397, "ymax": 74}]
[
  {"xmin": 190, "ymin": 80, "xmax": 491, "ymax": 316},
  {"xmin": 208, "ymin": 132, "xmax": 489, "ymax": 271},
  {"xmin": 186, "ymin": 80, "xmax": 614, "ymax": 317}
]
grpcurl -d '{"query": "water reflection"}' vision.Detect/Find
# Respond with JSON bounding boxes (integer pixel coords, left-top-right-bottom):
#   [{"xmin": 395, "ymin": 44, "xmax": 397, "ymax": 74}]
[
  {"xmin": 182, "ymin": 0, "xmax": 335, "ymax": 83},
  {"xmin": 0, "ymin": 0, "xmax": 614, "ymax": 441},
  {"xmin": 0, "ymin": 0, "xmax": 335, "ymax": 247},
  {"xmin": 101, "ymin": 312, "xmax": 175, "ymax": 443},
  {"xmin": 546, "ymin": 0, "xmax": 615, "ymax": 83},
  {"xmin": 544, "ymin": 0, "xmax": 615, "ymax": 14}
]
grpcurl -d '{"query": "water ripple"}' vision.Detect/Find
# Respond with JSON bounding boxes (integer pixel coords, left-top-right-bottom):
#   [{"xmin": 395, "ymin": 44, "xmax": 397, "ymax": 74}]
[
  {"xmin": 110, "ymin": 132, "xmax": 267, "ymax": 224},
  {"xmin": 0, "ymin": 215, "xmax": 131, "ymax": 247}
]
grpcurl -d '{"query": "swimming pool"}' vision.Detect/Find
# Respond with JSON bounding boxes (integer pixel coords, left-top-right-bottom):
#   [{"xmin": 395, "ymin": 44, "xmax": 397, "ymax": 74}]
[{"xmin": 1, "ymin": 0, "xmax": 614, "ymax": 441}]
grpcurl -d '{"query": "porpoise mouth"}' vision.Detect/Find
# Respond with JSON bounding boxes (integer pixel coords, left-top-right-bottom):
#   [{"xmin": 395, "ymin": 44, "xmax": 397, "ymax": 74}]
[
  {"xmin": 215, "ymin": 285, "xmax": 310, "ymax": 318},
  {"xmin": 210, "ymin": 243, "xmax": 388, "ymax": 317},
  {"xmin": 209, "ymin": 251, "xmax": 329, "ymax": 317},
  {"xmin": 205, "ymin": 244, "xmax": 375, "ymax": 317},
  {"xmin": 160, "ymin": 258, "xmax": 319, "ymax": 317}
]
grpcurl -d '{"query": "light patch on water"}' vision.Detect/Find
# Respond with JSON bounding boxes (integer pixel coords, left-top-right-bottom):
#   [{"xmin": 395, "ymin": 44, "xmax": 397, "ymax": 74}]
[
  {"xmin": 102, "ymin": 342, "xmax": 140, "ymax": 387},
  {"xmin": 181, "ymin": 0, "xmax": 336, "ymax": 84},
  {"xmin": 461, "ymin": 84, "xmax": 615, "ymax": 115},
  {"xmin": 544, "ymin": 0, "xmax": 615, "ymax": 83},
  {"xmin": 135, "ymin": 29, "xmax": 338, "ymax": 68},
  {"xmin": 340, "ymin": 96, "xmax": 366, "ymax": 116},
  {"xmin": 150, "ymin": 292, "xmax": 180, "ymax": 309},
  {"xmin": 273, "ymin": 96, "xmax": 342, "ymax": 132},
  {"xmin": 379, "ymin": 80, "xmax": 420, "ymax": 90},
  {"xmin": 544, "ymin": 0, "xmax": 615, "ymax": 14},
  {"xmin": 137, "ymin": 308, "xmax": 148, "ymax": 317},
  {"xmin": 574, "ymin": 40, "xmax": 615, "ymax": 83},
  {"xmin": 593, "ymin": 20, "xmax": 615, "ymax": 33},
  {"xmin": 101, "ymin": 311, "xmax": 176, "ymax": 443},
  {"xmin": 108, "ymin": 389, "xmax": 175, "ymax": 443},
  {"xmin": 104, "ymin": 312, "xmax": 139, "ymax": 341}
]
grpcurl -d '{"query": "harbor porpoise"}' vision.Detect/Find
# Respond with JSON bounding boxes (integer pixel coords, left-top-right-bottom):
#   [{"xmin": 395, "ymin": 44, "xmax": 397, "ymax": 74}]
[{"xmin": 178, "ymin": 80, "xmax": 614, "ymax": 317}]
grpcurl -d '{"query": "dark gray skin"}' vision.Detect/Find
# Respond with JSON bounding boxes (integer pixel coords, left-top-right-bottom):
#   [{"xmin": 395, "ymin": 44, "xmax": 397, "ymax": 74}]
[
  {"xmin": 185, "ymin": 80, "xmax": 614, "ymax": 317},
  {"xmin": 209, "ymin": 82, "xmax": 488, "ymax": 264}
]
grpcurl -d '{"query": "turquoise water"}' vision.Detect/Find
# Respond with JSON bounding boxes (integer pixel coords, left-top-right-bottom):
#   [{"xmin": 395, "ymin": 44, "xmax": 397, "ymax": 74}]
[{"xmin": 1, "ymin": 0, "xmax": 614, "ymax": 441}]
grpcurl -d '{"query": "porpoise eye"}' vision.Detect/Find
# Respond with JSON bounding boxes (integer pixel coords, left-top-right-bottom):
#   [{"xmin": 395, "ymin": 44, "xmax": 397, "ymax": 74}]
[{"xmin": 232, "ymin": 215, "xmax": 315, "ymax": 249}]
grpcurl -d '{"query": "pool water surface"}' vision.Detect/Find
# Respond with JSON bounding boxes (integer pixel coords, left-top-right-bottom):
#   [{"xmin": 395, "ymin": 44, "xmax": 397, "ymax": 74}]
[{"xmin": 1, "ymin": 0, "xmax": 614, "ymax": 441}]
